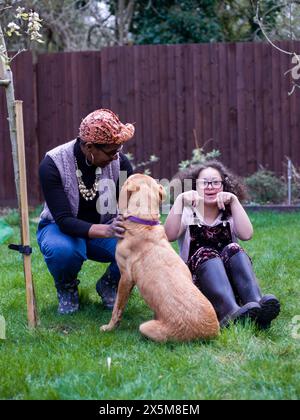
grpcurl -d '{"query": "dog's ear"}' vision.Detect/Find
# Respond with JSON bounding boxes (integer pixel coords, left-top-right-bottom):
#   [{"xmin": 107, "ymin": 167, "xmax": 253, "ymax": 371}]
[
  {"xmin": 126, "ymin": 179, "xmax": 140, "ymax": 192},
  {"xmin": 158, "ymin": 184, "xmax": 166, "ymax": 202},
  {"xmin": 118, "ymin": 178, "xmax": 140, "ymax": 215}
]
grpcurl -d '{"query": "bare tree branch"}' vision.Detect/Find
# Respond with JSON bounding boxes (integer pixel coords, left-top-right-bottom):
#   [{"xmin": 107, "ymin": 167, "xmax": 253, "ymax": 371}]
[
  {"xmin": 255, "ymin": 1, "xmax": 296, "ymax": 56},
  {"xmin": 255, "ymin": 0, "xmax": 300, "ymax": 95},
  {"xmin": 0, "ymin": 5, "xmax": 12, "ymax": 15}
]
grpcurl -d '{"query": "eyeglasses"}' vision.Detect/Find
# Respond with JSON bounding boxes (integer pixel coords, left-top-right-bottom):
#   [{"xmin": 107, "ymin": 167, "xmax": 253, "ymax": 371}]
[
  {"xmin": 98, "ymin": 145, "xmax": 123, "ymax": 158},
  {"xmin": 198, "ymin": 179, "xmax": 223, "ymax": 188}
]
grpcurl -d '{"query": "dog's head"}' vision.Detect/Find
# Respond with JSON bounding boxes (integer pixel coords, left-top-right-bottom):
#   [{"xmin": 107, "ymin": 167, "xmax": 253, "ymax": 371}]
[{"xmin": 119, "ymin": 174, "xmax": 166, "ymax": 219}]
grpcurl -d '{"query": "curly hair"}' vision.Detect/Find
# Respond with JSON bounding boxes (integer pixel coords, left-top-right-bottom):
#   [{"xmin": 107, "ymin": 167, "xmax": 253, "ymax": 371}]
[{"xmin": 173, "ymin": 160, "xmax": 248, "ymax": 219}]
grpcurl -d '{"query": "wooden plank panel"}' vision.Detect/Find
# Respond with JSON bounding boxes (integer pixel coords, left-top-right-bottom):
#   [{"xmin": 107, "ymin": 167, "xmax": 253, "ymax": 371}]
[
  {"xmin": 289, "ymin": 41, "xmax": 300, "ymax": 169},
  {"xmin": 210, "ymin": 43, "xmax": 221, "ymax": 157},
  {"xmin": 279, "ymin": 41, "xmax": 292, "ymax": 173},
  {"xmin": 261, "ymin": 43, "xmax": 269, "ymax": 169},
  {"xmin": 100, "ymin": 47, "xmax": 111, "ymax": 109},
  {"xmin": 227, "ymin": 43, "xmax": 238, "ymax": 173},
  {"xmin": 254, "ymin": 42, "xmax": 264, "ymax": 170},
  {"xmin": 118, "ymin": 46, "xmax": 129, "ymax": 156},
  {"xmin": 158, "ymin": 45, "xmax": 169, "ymax": 178},
  {"xmin": 218, "ymin": 42, "xmax": 230, "ymax": 167},
  {"xmin": 166, "ymin": 45, "xmax": 176, "ymax": 179},
  {"xmin": 200, "ymin": 43, "xmax": 212, "ymax": 151},
  {"xmin": 132, "ymin": 46, "xmax": 143, "ymax": 165},
  {"xmin": 148, "ymin": 44, "xmax": 161, "ymax": 179},
  {"xmin": 243, "ymin": 43, "xmax": 256, "ymax": 175},
  {"xmin": 115, "ymin": 46, "xmax": 126, "ymax": 119},
  {"xmin": 236, "ymin": 42, "xmax": 246, "ymax": 175},
  {"xmin": 271, "ymin": 42, "xmax": 283, "ymax": 175},
  {"xmin": 109, "ymin": 47, "xmax": 120, "ymax": 116},
  {"xmin": 192, "ymin": 44, "xmax": 202, "ymax": 157},
  {"xmin": 175, "ymin": 44, "xmax": 186, "ymax": 174},
  {"xmin": 140, "ymin": 45, "xmax": 151, "ymax": 171},
  {"xmin": 183, "ymin": 44, "xmax": 196, "ymax": 167},
  {"xmin": 122, "ymin": 46, "xmax": 137, "ymax": 162},
  {"xmin": 36, "ymin": 53, "xmax": 52, "ymax": 161}
]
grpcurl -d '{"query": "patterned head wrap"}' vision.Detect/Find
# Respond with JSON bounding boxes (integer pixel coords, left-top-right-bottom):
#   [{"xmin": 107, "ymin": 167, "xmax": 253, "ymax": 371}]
[{"xmin": 79, "ymin": 109, "xmax": 135, "ymax": 145}]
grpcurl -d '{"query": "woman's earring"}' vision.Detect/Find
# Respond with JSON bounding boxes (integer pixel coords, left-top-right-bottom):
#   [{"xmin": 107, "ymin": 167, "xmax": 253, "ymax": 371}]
[{"xmin": 85, "ymin": 153, "xmax": 94, "ymax": 167}]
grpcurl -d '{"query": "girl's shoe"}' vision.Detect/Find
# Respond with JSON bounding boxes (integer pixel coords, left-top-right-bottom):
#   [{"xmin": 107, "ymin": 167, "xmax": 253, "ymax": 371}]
[{"xmin": 226, "ymin": 252, "xmax": 280, "ymax": 329}]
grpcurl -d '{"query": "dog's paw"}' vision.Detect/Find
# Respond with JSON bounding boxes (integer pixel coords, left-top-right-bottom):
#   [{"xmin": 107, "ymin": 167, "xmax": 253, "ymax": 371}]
[{"xmin": 100, "ymin": 324, "xmax": 113, "ymax": 332}]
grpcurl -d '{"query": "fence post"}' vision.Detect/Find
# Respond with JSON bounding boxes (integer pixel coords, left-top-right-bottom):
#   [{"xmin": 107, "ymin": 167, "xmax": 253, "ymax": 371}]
[{"xmin": 288, "ymin": 159, "xmax": 292, "ymax": 206}]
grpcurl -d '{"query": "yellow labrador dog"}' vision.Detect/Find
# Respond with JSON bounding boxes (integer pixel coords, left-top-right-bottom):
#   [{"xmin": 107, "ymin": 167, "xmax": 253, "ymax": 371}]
[{"xmin": 100, "ymin": 174, "xmax": 219, "ymax": 342}]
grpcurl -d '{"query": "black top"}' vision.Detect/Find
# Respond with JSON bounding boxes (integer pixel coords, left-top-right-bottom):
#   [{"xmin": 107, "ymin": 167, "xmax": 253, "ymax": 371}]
[
  {"xmin": 188, "ymin": 222, "xmax": 233, "ymax": 261},
  {"xmin": 39, "ymin": 139, "xmax": 133, "ymax": 238}
]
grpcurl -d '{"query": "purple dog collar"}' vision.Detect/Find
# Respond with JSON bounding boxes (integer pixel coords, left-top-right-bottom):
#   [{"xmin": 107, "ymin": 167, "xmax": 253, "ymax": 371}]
[{"xmin": 127, "ymin": 216, "xmax": 160, "ymax": 226}]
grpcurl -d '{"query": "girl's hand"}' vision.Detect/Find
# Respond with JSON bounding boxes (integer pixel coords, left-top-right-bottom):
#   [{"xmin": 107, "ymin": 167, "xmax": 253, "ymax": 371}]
[
  {"xmin": 180, "ymin": 191, "xmax": 203, "ymax": 208},
  {"xmin": 216, "ymin": 192, "xmax": 237, "ymax": 210}
]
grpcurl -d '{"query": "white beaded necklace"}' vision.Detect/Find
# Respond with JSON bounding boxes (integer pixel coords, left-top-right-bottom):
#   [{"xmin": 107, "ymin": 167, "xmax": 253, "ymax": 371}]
[{"xmin": 75, "ymin": 158, "xmax": 102, "ymax": 201}]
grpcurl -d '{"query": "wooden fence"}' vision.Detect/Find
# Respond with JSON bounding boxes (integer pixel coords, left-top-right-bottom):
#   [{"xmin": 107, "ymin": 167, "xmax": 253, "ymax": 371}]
[{"xmin": 1, "ymin": 42, "xmax": 300, "ymax": 206}]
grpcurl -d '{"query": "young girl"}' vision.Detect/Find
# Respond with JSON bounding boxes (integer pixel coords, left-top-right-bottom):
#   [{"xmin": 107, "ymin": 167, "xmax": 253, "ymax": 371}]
[{"xmin": 164, "ymin": 160, "xmax": 280, "ymax": 329}]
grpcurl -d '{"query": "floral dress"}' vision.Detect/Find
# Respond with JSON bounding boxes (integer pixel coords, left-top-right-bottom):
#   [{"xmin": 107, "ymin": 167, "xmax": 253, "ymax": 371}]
[{"xmin": 187, "ymin": 216, "xmax": 244, "ymax": 276}]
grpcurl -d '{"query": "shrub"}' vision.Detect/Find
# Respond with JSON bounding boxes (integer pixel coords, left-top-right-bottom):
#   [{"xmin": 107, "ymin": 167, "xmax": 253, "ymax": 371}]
[
  {"xmin": 244, "ymin": 169, "xmax": 286, "ymax": 204},
  {"xmin": 3, "ymin": 209, "xmax": 20, "ymax": 226},
  {"xmin": 125, "ymin": 153, "xmax": 159, "ymax": 175},
  {"xmin": 178, "ymin": 147, "xmax": 220, "ymax": 171}
]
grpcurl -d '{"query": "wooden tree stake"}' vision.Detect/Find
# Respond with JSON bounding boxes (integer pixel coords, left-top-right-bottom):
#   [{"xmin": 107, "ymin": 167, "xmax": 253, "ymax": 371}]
[{"xmin": 15, "ymin": 100, "xmax": 38, "ymax": 328}]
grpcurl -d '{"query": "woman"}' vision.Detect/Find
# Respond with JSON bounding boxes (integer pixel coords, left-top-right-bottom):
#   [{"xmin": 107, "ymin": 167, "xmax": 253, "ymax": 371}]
[
  {"xmin": 37, "ymin": 109, "xmax": 135, "ymax": 314},
  {"xmin": 164, "ymin": 160, "xmax": 280, "ymax": 329}
]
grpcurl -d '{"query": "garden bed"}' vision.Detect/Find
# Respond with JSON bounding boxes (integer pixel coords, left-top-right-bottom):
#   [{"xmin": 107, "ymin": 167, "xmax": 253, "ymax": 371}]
[{"xmin": 245, "ymin": 205, "xmax": 300, "ymax": 212}]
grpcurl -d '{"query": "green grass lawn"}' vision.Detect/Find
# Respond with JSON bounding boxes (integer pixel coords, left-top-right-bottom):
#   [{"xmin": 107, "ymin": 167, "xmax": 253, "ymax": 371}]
[{"xmin": 0, "ymin": 211, "xmax": 299, "ymax": 400}]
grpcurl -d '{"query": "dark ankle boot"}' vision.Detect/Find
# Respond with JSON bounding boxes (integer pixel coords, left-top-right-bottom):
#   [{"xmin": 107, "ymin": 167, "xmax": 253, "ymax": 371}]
[
  {"xmin": 96, "ymin": 269, "xmax": 119, "ymax": 310},
  {"xmin": 226, "ymin": 252, "xmax": 280, "ymax": 329},
  {"xmin": 195, "ymin": 258, "xmax": 261, "ymax": 328},
  {"xmin": 57, "ymin": 279, "xmax": 80, "ymax": 315}
]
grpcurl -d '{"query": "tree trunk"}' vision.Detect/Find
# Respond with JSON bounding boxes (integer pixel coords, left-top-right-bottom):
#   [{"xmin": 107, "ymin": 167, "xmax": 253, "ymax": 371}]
[
  {"xmin": 116, "ymin": 0, "xmax": 135, "ymax": 46},
  {"xmin": 0, "ymin": 25, "xmax": 37, "ymax": 328},
  {"xmin": 0, "ymin": 23, "xmax": 20, "ymax": 208},
  {"xmin": 117, "ymin": 0, "xmax": 125, "ymax": 45}
]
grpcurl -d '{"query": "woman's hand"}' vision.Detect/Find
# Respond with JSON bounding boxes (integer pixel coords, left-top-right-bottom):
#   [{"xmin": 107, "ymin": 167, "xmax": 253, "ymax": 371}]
[
  {"xmin": 104, "ymin": 215, "xmax": 126, "ymax": 239},
  {"xmin": 216, "ymin": 192, "xmax": 237, "ymax": 210},
  {"xmin": 180, "ymin": 191, "xmax": 203, "ymax": 208},
  {"xmin": 88, "ymin": 216, "xmax": 126, "ymax": 239}
]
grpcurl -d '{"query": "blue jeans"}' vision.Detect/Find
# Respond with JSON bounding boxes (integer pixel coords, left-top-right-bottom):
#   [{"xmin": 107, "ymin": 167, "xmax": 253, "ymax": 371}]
[{"xmin": 36, "ymin": 221, "xmax": 120, "ymax": 289}]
